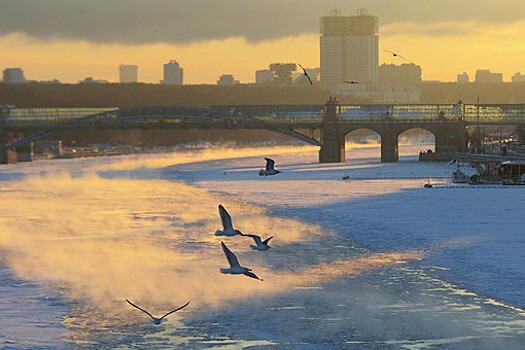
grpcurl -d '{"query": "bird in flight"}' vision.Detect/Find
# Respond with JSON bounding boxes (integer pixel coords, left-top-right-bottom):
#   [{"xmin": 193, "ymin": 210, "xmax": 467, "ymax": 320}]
[
  {"xmin": 215, "ymin": 204, "xmax": 244, "ymax": 236},
  {"xmin": 126, "ymin": 299, "xmax": 190, "ymax": 325},
  {"xmin": 385, "ymin": 50, "xmax": 405, "ymax": 59},
  {"xmin": 220, "ymin": 241, "xmax": 263, "ymax": 280},
  {"xmin": 243, "ymin": 233, "xmax": 273, "ymax": 251},
  {"xmin": 259, "ymin": 157, "xmax": 281, "ymax": 176},
  {"xmin": 344, "ymin": 80, "xmax": 359, "ymax": 84},
  {"xmin": 298, "ymin": 64, "xmax": 313, "ymax": 85}
]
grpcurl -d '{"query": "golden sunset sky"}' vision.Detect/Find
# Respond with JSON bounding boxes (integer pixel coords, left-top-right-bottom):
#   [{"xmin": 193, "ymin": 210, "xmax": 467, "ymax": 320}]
[{"xmin": 1, "ymin": 0, "xmax": 525, "ymax": 84}]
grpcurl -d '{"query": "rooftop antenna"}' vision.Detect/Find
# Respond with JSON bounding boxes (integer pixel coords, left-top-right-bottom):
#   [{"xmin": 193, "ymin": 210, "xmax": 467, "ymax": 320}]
[{"xmin": 330, "ymin": 9, "xmax": 341, "ymax": 16}]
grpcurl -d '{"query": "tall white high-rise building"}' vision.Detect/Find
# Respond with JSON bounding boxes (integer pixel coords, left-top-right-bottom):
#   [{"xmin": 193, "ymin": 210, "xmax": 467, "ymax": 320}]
[
  {"xmin": 162, "ymin": 60, "xmax": 183, "ymax": 86},
  {"xmin": 119, "ymin": 64, "xmax": 138, "ymax": 83},
  {"xmin": 320, "ymin": 9, "xmax": 379, "ymax": 91}
]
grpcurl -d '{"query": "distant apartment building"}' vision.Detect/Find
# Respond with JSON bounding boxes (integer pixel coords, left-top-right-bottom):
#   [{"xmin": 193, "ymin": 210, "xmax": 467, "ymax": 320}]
[
  {"xmin": 457, "ymin": 72, "xmax": 469, "ymax": 83},
  {"xmin": 255, "ymin": 69, "xmax": 274, "ymax": 85},
  {"xmin": 320, "ymin": 8, "xmax": 379, "ymax": 91},
  {"xmin": 119, "ymin": 64, "xmax": 138, "ymax": 83},
  {"xmin": 269, "ymin": 63, "xmax": 296, "ymax": 86},
  {"xmin": 3, "ymin": 67, "xmax": 26, "ymax": 83},
  {"xmin": 162, "ymin": 60, "xmax": 183, "ymax": 86},
  {"xmin": 336, "ymin": 82, "xmax": 420, "ymax": 103},
  {"xmin": 39, "ymin": 79, "xmax": 61, "ymax": 84},
  {"xmin": 379, "ymin": 63, "xmax": 421, "ymax": 85},
  {"xmin": 79, "ymin": 77, "xmax": 109, "ymax": 84},
  {"xmin": 512, "ymin": 72, "xmax": 525, "ymax": 82},
  {"xmin": 293, "ymin": 67, "xmax": 320, "ymax": 85},
  {"xmin": 475, "ymin": 69, "xmax": 503, "ymax": 83},
  {"xmin": 217, "ymin": 74, "xmax": 238, "ymax": 86},
  {"xmin": 380, "ymin": 84, "xmax": 420, "ymax": 103}
]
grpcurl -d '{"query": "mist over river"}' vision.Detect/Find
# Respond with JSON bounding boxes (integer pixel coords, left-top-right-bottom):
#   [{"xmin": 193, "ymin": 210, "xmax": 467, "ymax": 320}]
[{"xmin": 1, "ymin": 144, "xmax": 524, "ymax": 349}]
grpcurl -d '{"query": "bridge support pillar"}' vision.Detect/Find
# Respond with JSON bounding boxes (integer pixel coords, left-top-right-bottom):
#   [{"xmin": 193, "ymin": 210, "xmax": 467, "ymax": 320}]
[
  {"xmin": 381, "ymin": 131, "xmax": 398, "ymax": 162},
  {"xmin": 0, "ymin": 145, "xmax": 16, "ymax": 164},
  {"xmin": 319, "ymin": 97, "xmax": 345, "ymax": 163},
  {"xmin": 319, "ymin": 130, "xmax": 345, "ymax": 163},
  {"xmin": 0, "ymin": 128, "xmax": 16, "ymax": 164}
]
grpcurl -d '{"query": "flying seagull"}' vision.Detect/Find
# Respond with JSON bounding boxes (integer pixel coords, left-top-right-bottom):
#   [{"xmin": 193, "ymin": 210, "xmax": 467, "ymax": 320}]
[
  {"xmin": 220, "ymin": 241, "xmax": 263, "ymax": 281},
  {"xmin": 298, "ymin": 64, "xmax": 313, "ymax": 85},
  {"xmin": 243, "ymin": 234, "xmax": 273, "ymax": 251},
  {"xmin": 259, "ymin": 157, "xmax": 281, "ymax": 176},
  {"xmin": 215, "ymin": 204, "xmax": 244, "ymax": 236},
  {"xmin": 344, "ymin": 80, "xmax": 359, "ymax": 84},
  {"xmin": 126, "ymin": 299, "xmax": 190, "ymax": 325},
  {"xmin": 385, "ymin": 50, "xmax": 405, "ymax": 60}
]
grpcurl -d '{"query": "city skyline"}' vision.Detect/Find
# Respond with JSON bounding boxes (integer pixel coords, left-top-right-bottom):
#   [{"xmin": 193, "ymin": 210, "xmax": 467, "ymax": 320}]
[{"xmin": 1, "ymin": 1, "xmax": 525, "ymax": 84}]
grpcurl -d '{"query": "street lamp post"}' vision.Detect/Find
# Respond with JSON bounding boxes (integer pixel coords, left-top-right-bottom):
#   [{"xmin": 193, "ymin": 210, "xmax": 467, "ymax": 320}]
[{"xmin": 477, "ymin": 94, "xmax": 481, "ymax": 152}]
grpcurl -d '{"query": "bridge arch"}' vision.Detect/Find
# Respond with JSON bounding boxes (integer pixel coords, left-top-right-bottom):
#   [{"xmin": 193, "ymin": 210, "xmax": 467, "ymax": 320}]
[
  {"xmin": 1, "ymin": 102, "xmax": 470, "ymax": 164},
  {"xmin": 344, "ymin": 128, "xmax": 381, "ymax": 159},
  {"xmin": 335, "ymin": 122, "xmax": 466, "ymax": 162},
  {"xmin": 398, "ymin": 127, "xmax": 436, "ymax": 157},
  {"xmin": 343, "ymin": 127, "xmax": 438, "ymax": 161}
]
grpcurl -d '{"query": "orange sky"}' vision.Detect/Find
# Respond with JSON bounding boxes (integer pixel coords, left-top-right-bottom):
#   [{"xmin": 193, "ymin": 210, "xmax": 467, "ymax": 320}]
[{"xmin": 2, "ymin": 19, "xmax": 525, "ymax": 84}]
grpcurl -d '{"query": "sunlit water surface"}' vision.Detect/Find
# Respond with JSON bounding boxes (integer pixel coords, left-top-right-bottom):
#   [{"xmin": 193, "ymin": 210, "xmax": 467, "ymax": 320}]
[{"xmin": 0, "ymin": 144, "xmax": 524, "ymax": 349}]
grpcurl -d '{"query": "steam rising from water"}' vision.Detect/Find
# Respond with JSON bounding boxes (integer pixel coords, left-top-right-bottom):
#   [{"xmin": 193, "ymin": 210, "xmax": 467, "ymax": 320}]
[
  {"xmin": 3, "ymin": 144, "xmax": 525, "ymax": 349},
  {"xmin": 0, "ymin": 173, "xmax": 308, "ymax": 309},
  {"xmin": 0, "ymin": 145, "xmax": 426, "ymax": 344}
]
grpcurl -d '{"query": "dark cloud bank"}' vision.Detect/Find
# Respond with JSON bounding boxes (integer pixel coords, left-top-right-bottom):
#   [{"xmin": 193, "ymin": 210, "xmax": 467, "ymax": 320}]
[{"xmin": 1, "ymin": 0, "xmax": 523, "ymax": 44}]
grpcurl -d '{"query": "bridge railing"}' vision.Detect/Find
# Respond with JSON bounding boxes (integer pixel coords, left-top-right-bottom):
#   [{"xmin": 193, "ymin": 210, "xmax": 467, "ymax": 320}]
[
  {"xmin": 3, "ymin": 104, "xmax": 525, "ymax": 125},
  {"xmin": 1, "ymin": 107, "xmax": 117, "ymax": 123},
  {"xmin": 215, "ymin": 104, "xmax": 467, "ymax": 121},
  {"xmin": 463, "ymin": 104, "xmax": 525, "ymax": 123},
  {"xmin": 338, "ymin": 104, "xmax": 458, "ymax": 120},
  {"xmin": 211, "ymin": 104, "xmax": 324, "ymax": 122},
  {"xmin": 337, "ymin": 104, "xmax": 525, "ymax": 123}
]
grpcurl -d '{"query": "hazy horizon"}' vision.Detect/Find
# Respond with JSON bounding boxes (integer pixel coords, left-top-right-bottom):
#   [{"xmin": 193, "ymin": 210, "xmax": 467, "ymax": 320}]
[{"xmin": 1, "ymin": 1, "xmax": 525, "ymax": 84}]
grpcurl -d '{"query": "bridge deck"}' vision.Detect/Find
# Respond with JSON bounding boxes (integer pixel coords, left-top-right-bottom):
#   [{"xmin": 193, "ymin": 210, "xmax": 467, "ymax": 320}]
[
  {"xmin": 1, "ymin": 103, "xmax": 524, "ymax": 150},
  {"xmin": 2, "ymin": 103, "xmax": 525, "ymax": 125}
]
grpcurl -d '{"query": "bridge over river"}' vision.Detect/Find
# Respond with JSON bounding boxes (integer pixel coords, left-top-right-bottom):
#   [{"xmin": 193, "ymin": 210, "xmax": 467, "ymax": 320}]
[{"xmin": 1, "ymin": 99, "xmax": 525, "ymax": 164}]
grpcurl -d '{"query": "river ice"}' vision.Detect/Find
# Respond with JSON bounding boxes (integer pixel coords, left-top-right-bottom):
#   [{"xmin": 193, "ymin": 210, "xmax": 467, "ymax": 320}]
[{"xmin": 0, "ymin": 144, "xmax": 524, "ymax": 349}]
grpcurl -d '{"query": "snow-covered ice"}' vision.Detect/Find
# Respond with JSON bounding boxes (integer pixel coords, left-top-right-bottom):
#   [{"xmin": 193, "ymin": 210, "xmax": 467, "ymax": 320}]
[{"xmin": 0, "ymin": 143, "xmax": 524, "ymax": 349}]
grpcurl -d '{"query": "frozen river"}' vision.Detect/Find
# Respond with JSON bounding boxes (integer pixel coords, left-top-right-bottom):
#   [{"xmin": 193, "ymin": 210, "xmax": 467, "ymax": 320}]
[{"xmin": 1, "ymin": 144, "xmax": 524, "ymax": 349}]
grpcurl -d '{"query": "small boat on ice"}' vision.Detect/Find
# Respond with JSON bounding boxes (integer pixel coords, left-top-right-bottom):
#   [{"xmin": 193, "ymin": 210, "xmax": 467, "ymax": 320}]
[
  {"xmin": 498, "ymin": 161, "xmax": 525, "ymax": 185},
  {"xmin": 451, "ymin": 167, "xmax": 471, "ymax": 183},
  {"xmin": 450, "ymin": 155, "xmax": 525, "ymax": 185}
]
